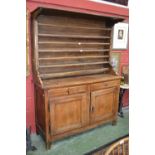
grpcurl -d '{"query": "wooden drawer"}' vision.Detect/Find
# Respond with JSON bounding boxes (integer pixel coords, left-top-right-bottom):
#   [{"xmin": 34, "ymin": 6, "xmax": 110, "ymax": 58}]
[
  {"xmin": 91, "ymin": 80, "xmax": 120, "ymax": 91},
  {"xmin": 48, "ymin": 87, "xmax": 69, "ymax": 97},
  {"xmin": 68, "ymin": 85, "xmax": 87, "ymax": 95},
  {"xmin": 48, "ymin": 85, "xmax": 87, "ymax": 97}
]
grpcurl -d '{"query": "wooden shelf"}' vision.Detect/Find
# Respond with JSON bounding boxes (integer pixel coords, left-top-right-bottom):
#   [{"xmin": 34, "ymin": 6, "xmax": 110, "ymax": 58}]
[
  {"xmin": 38, "ymin": 49, "xmax": 110, "ymax": 53},
  {"xmin": 40, "ymin": 68, "xmax": 109, "ymax": 79},
  {"xmin": 39, "ymin": 61, "xmax": 109, "ymax": 68},
  {"xmin": 35, "ymin": 12, "xmax": 113, "ymax": 80},
  {"xmin": 38, "ymin": 55, "xmax": 109, "ymax": 60},
  {"xmin": 38, "ymin": 33, "xmax": 111, "ymax": 39},
  {"xmin": 38, "ymin": 23, "xmax": 112, "ymax": 31},
  {"xmin": 38, "ymin": 41, "xmax": 110, "ymax": 45}
]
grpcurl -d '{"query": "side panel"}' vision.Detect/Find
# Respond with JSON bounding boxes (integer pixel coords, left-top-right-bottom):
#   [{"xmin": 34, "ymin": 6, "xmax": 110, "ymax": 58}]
[{"xmin": 35, "ymin": 86, "xmax": 46, "ymax": 133}]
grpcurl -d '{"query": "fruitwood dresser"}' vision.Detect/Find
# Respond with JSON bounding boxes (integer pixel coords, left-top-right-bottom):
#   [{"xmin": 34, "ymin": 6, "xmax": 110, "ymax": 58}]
[{"xmin": 31, "ymin": 8, "xmax": 121, "ymax": 149}]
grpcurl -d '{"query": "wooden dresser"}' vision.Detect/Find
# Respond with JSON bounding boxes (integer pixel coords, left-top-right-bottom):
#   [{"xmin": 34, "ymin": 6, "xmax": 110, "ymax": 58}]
[{"xmin": 31, "ymin": 8, "xmax": 121, "ymax": 149}]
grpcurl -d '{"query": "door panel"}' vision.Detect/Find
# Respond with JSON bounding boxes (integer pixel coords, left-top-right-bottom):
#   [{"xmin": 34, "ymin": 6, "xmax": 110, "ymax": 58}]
[
  {"xmin": 91, "ymin": 87, "xmax": 117, "ymax": 123},
  {"xmin": 49, "ymin": 93, "xmax": 89, "ymax": 135}
]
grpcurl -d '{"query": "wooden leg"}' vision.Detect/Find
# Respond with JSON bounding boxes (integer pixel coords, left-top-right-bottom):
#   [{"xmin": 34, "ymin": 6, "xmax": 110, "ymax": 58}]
[
  {"xmin": 46, "ymin": 142, "xmax": 51, "ymax": 150},
  {"xmin": 36, "ymin": 126, "xmax": 40, "ymax": 135}
]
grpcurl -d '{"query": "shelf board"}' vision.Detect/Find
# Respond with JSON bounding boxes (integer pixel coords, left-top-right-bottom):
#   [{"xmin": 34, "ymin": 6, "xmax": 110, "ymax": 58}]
[
  {"xmin": 38, "ymin": 41, "xmax": 110, "ymax": 45},
  {"xmin": 38, "ymin": 55, "xmax": 109, "ymax": 60},
  {"xmin": 38, "ymin": 49, "xmax": 110, "ymax": 53},
  {"xmin": 40, "ymin": 68, "xmax": 109, "ymax": 79},
  {"xmin": 39, "ymin": 61, "xmax": 109, "ymax": 68},
  {"xmin": 38, "ymin": 33, "xmax": 111, "ymax": 39},
  {"xmin": 38, "ymin": 23, "xmax": 112, "ymax": 31}
]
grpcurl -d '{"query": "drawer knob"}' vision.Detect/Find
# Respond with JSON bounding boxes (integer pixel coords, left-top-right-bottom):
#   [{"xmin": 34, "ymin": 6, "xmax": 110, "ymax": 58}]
[{"xmin": 67, "ymin": 89, "xmax": 69, "ymax": 94}]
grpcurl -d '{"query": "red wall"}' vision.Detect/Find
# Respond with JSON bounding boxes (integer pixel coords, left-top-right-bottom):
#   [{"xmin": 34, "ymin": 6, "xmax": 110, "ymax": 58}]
[{"xmin": 26, "ymin": 0, "xmax": 129, "ymax": 133}]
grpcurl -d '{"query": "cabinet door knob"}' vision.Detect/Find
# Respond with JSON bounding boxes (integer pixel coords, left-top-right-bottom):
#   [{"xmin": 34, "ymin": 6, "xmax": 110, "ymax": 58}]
[{"xmin": 91, "ymin": 106, "xmax": 95, "ymax": 112}]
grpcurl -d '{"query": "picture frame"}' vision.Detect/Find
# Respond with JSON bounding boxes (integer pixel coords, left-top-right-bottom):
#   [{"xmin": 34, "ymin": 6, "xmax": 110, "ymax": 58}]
[
  {"xmin": 112, "ymin": 22, "xmax": 128, "ymax": 49},
  {"xmin": 110, "ymin": 52, "xmax": 121, "ymax": 74}
]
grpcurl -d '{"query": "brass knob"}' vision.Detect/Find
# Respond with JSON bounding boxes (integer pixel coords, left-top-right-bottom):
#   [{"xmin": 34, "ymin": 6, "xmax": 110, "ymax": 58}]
[
  {"xmin": 67, "ymin": 89, "xmax": 69, "ymax": 94},
  {"xmin": 91, "ymin": 106, "xmax": 95, "ymax": 112}
]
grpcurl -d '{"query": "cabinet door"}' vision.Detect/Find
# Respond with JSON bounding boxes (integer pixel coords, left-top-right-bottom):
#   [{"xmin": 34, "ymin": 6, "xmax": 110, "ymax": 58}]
[
  {"xmin": 49, "ymin": 93, "xmax": 89, "ymax": 135},
  {"xmin": 90, "ymin": 87, "xmax": 118, "ymax": 123}
]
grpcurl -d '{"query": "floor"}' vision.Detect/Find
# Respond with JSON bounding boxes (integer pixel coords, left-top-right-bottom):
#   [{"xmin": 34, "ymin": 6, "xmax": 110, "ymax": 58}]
[{"xmin": 27, "ymin": 109, "xmax": 129, "ymax": 155}]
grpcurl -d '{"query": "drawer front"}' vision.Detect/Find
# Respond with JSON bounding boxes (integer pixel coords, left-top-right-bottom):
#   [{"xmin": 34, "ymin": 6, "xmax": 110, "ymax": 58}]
[
  {"xmin": 48, "ymin": 87, "xmax": 69, "ymax": 97},
  {"xmin": 91, "ymin": 80, "xmax": 120, "ymax": 91},
  {"xmin": 48, "ymin": 85, "xmax": 87, "ymax": 97},
  {"xmin": 69, "ymin": 85, "xmax": 87, "ymax": 95}
]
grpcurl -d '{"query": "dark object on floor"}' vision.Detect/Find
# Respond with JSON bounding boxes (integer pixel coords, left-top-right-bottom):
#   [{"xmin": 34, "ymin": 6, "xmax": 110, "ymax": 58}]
[
  {"xmin": 85, "ymin": 134, "xmax": 129, "ymax": 155},
  {"xmin": 26, "ymin": 127, "xmax": 37, "ymax": 152}
]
